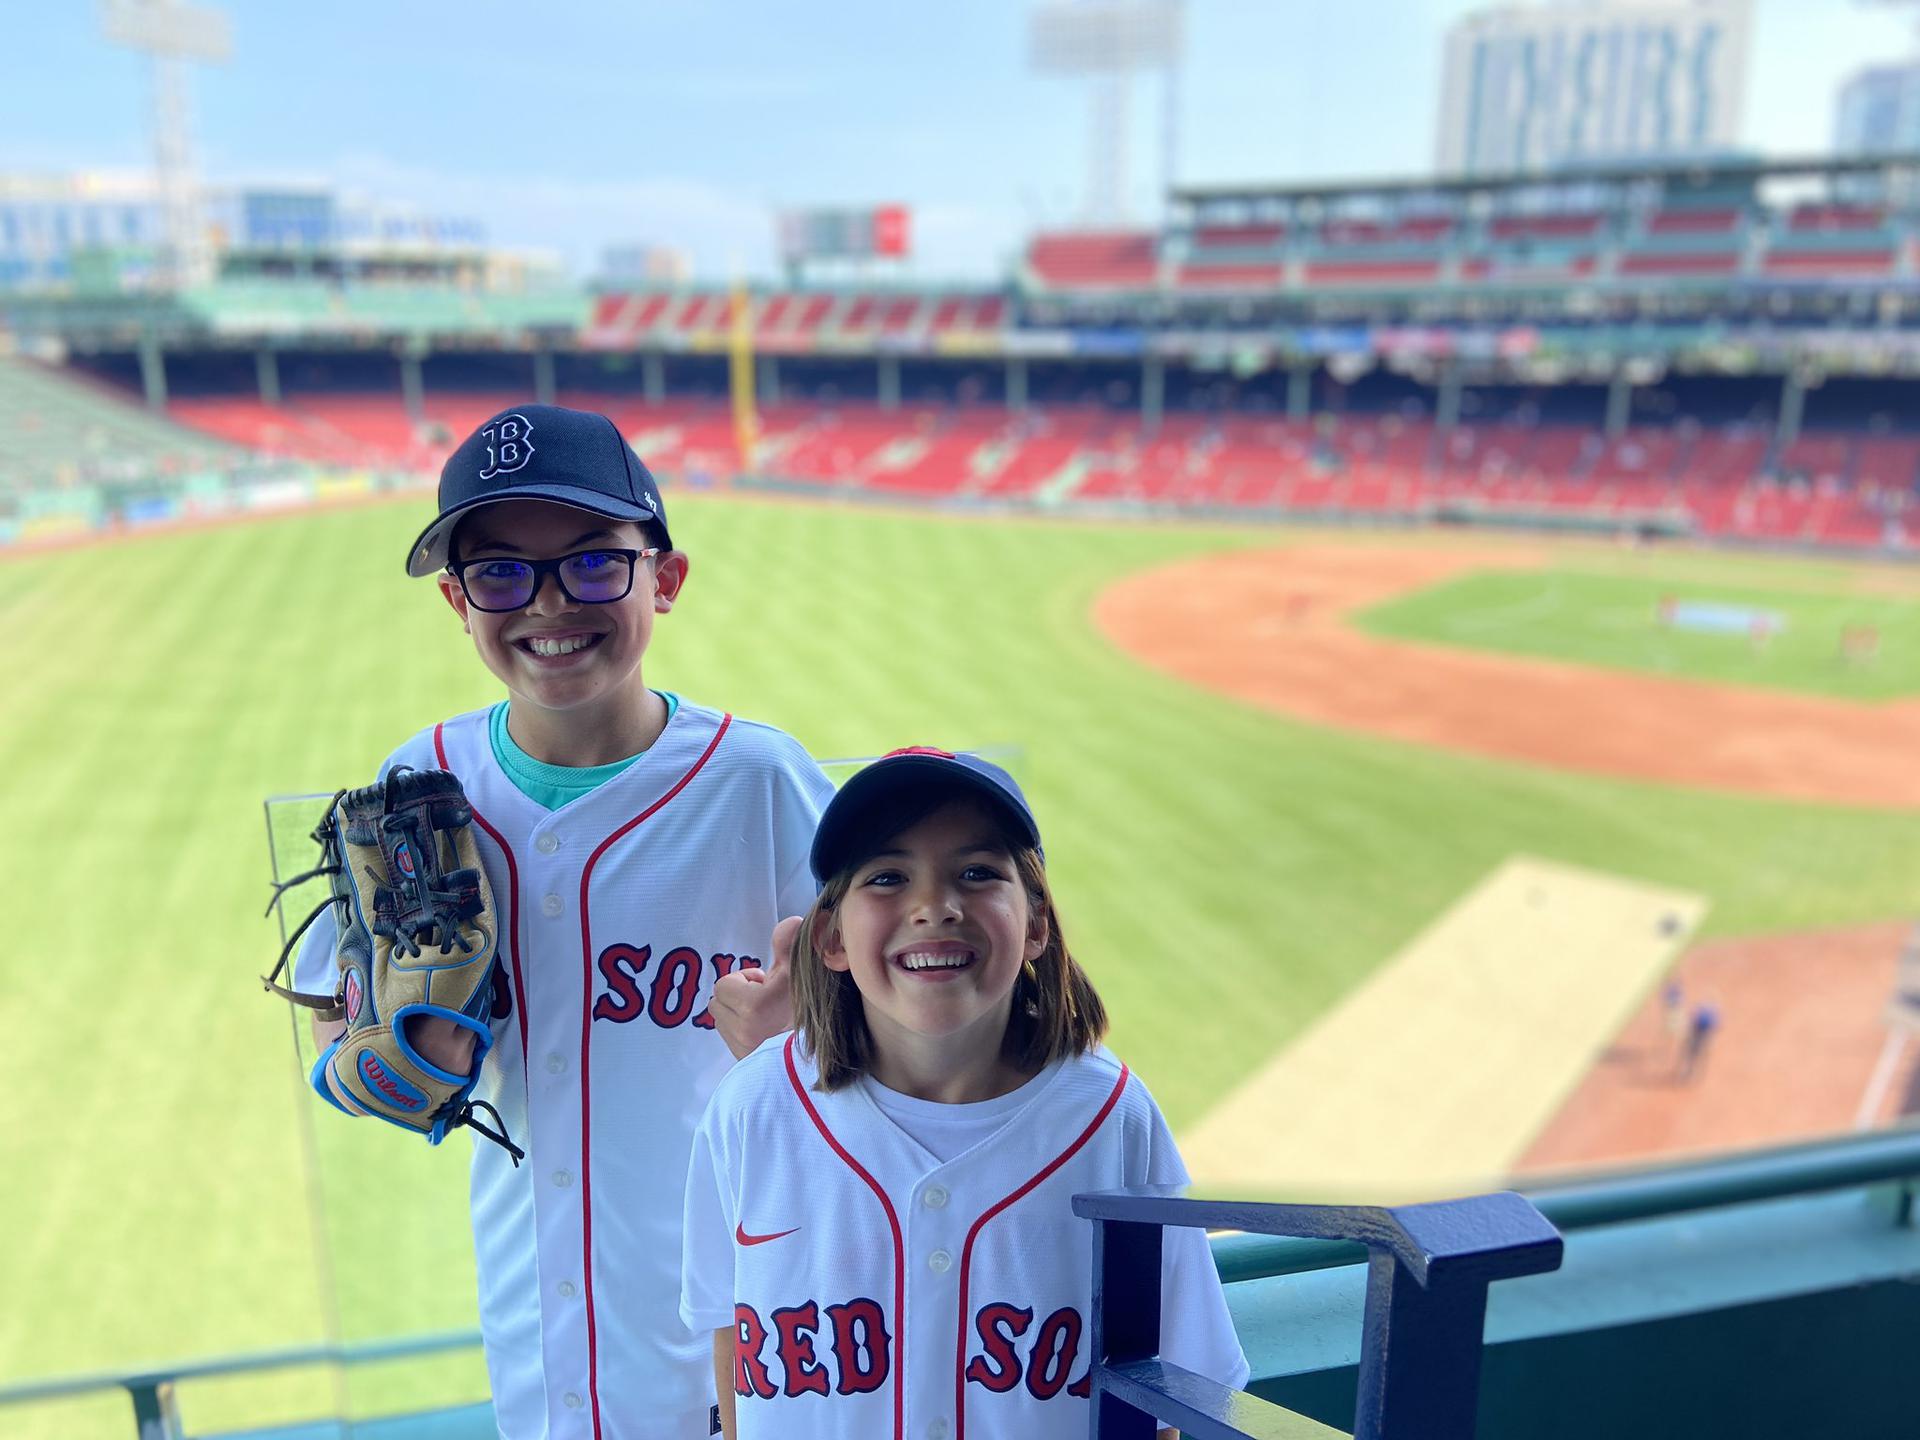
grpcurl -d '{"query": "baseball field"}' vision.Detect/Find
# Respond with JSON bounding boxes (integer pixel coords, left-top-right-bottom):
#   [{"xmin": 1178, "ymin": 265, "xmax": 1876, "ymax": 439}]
[{"xmin": 4, "ymin": 492, "xmax": 1919, "ymax": 1436}]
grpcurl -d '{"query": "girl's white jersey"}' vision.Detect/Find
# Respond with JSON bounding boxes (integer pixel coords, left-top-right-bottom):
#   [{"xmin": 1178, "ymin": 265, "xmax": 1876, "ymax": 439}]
[
  {"xmin": 295, "ymin": 701, "xmax": 832, "ymax": 1440},
  {"xmin": 681, "ymin": 1035, "xmax": 1249, "ymax": 1440}
]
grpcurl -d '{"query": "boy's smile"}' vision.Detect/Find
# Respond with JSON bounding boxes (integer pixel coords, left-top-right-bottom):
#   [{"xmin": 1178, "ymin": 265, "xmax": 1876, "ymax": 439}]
[
  {"xmin": 438, "ymin": 497, "xmax": 688, "ymax": 762},
  {"xmin": 519, "ymin": 629, "xmax": 596, "ymax": 653},
  {"xmin": 509, "ymin": 624, "xmax": 608, "ymax": 662}
]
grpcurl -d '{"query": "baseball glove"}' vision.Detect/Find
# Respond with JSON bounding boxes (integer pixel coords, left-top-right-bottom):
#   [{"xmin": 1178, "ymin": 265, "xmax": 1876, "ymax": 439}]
[{"xmin": 264, "ymin": 767, "xmax": 520, "ymax": 1161}]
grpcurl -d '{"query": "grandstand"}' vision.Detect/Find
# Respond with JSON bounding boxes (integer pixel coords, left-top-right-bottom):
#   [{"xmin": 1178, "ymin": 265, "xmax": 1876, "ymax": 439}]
[
  {"xmin": 1034, "ymin": 153, "xmax": 1920, "ymax": 302},
  {"xmin": 0, "ymin": 355, "xmax": 422, "ymax": 546},
  {"xmin": 108, "ymin": 378, "xmax": 1913, "ymax": 550},
  {"xmin": 0, "ymin": 357, "xmax": 241, "ymax": 544},
  {"xmin": 6, "ymin": 152, "xmax": 1920, "ymax": 553}
]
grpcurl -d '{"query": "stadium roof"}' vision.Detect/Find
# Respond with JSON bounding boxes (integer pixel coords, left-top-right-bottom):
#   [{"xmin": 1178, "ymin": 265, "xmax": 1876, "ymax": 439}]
[{"xmin": 1172, "ymin": 152, "xmax": 1920, "ymax": 206}]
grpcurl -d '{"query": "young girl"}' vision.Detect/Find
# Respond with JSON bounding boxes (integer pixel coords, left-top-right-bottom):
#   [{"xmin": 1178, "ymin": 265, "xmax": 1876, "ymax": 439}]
[{"xmin": 681, "ymin": 747, "xmax": 1248, "ymax": 1440}]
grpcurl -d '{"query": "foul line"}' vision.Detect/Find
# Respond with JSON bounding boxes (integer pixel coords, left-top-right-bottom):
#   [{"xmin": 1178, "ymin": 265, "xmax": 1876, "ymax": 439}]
[{"xmin": 1854, "ymin": 1029, "xmax": 1911, "ymax": 1132}]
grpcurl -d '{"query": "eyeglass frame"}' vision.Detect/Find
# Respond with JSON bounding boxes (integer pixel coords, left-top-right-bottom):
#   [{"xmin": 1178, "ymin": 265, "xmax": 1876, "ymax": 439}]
[{"xmin": 445, "ymin": 546, "xmax": 662, "ymax": 613}]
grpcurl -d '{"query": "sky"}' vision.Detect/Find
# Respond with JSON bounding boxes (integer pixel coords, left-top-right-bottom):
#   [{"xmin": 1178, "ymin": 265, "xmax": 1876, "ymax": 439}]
[{"xmin": 2, "ymin": 0, "xmax": 1915, "ymax": 281}]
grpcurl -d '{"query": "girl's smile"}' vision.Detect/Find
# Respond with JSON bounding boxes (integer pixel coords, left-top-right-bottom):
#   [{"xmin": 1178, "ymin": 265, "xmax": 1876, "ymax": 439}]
[
  {"xmin": 890, "ymin": 938, "xmax": 978, "ymax": 974},
  {"xmin": 822, "ymin": 797, "xmax": 1048, "ymax": 1100}
]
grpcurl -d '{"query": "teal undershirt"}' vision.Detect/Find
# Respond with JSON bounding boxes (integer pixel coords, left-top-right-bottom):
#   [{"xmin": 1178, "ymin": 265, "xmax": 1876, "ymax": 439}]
[{"xmin": 488, "ymin": 693, "xmax": 680, "ymax": 811}]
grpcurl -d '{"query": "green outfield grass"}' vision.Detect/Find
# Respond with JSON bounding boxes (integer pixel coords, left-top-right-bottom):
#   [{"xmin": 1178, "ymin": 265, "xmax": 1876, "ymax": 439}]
[
  {"xmin": 5, "ymin": 503, "xmax": 1920, "ymax": 1437},
  {"xmin": 1355, "ymin": 565, "xmax": 1920, "ymax": 701}
]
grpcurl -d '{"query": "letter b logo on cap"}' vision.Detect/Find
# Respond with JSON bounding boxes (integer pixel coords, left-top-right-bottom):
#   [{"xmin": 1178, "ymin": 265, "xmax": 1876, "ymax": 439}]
[{"xmin": 479, "ymin": 414, "xmax": 535, "ymax": 479}]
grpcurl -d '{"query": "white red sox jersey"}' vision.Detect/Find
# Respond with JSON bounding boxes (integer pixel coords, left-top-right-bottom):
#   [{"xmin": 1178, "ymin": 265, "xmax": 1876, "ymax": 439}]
[
  {"xmin": 294, "ymin": 701, "xmax": 832, "ymax": 1440},
  {"xmin": 681, "ymin": 1035, "xmax": 1249, "ymax": 1440}
]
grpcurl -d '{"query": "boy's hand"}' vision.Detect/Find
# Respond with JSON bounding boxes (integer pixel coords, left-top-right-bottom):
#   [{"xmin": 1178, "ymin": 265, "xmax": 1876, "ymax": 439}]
[
  {"xmin": 710, "ymin": 916, "xmax": 800, "ymax": 1060},
  {"xmin": 406, "ymin": 1013, "xmax": 480, "ymax": 1073}
]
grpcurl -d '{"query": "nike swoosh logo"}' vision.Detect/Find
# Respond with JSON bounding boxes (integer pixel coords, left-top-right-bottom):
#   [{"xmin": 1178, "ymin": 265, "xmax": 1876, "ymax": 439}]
[{"xmin": 736, "ymin": 1222, "xmax": 799, "ymax": 1246}]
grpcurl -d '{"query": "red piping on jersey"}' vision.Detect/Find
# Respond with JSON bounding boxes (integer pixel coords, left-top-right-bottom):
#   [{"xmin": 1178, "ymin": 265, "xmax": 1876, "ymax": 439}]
[
  {"xmin": 435, "ymin": 722, "xmax": 529, "ymax": 1070},
  {"xmin": 578, "ymin": 712, "xmax": 732, "ymax": 1440},
  {"xmin": 953, "ymin": 1064, "xmax": 1129, "ymax": 1439},
  {"xmin": 785, "ymin": 1033, "xmax": 906, "ymax": 1440}
]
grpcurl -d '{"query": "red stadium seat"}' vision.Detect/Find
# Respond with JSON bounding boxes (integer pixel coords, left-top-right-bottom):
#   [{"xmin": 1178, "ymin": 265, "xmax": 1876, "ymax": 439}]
[{"xmin": 1026, "ymin": 231, "xmax": 1160, "ymax": 289}]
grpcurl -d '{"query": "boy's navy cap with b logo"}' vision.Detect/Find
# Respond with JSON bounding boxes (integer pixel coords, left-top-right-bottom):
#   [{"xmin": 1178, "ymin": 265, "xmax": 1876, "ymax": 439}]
[
  {"xmin": 809, "ymin": 747, "xmax": 1043, "ymax": 883},
  {"xmin": 405, "ymin": 403, "xmax": 672, "ymax": 577}
]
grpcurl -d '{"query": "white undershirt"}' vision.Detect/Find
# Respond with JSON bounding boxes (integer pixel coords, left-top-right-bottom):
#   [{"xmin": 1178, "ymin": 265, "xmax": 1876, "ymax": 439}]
[{"xmin": 858, "ymin": 1063, "xmax": 1057, "ymax": 1163}]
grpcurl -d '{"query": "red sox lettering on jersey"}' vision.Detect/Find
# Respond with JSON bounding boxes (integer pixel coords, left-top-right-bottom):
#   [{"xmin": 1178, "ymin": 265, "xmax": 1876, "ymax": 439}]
[
  {"xmin": 683, "ymin": 1035, "xmax": 1248, "ymax": 1440},
  {"xmin": 729, "ymin": 1293, "xmax": 1094, "ymax": 1403},
  {"xmin": 296, "ymin": 701, "xmax": 832, "ymax": 1440}
]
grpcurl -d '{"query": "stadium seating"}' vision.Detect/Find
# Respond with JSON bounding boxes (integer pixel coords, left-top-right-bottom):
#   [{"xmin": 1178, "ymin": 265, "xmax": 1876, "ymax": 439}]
[
  {"xmin": 150, "ymin": 381, "xmax": 1918, "ymax": 549},
  {"xmin": 582, "ymin": 289, "xmax": 1009, "ymax": 351},
  {"xmin": 0, "ymin": 358, "xmax": 232, "ymax": 485},
  {"xmin": 0, "ymin": 358, "xmax": 241, "ymax": 543},
  {"xmin": 1024, "ymin": 231, "xmax": 1161, "ymax": 289},
  {"xmin": 167, "ymin": 392, "xmax": 518, "ymax": 471},
  {"xmin": 1008, "ymin": 178, "xmax": 1920, "ymax": 296}
]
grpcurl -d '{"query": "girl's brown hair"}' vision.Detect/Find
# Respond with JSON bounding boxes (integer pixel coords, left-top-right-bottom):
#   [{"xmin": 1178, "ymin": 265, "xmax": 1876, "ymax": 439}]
[{"xmin": 789, "ymin": 802, "xmax": 1107, "ymax": 1091}]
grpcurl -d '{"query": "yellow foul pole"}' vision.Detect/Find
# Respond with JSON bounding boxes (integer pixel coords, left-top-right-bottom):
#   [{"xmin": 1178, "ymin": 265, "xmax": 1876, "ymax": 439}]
[{"xmin": 729, "ymin": 277, "xmax": 758, "ymax": 475}]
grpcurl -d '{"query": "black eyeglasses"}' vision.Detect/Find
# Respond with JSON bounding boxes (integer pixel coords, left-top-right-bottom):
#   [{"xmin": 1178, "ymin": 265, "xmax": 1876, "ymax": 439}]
[{"xmin": 448, "ymin": 548, "xmax": 660, "ymax": 613}]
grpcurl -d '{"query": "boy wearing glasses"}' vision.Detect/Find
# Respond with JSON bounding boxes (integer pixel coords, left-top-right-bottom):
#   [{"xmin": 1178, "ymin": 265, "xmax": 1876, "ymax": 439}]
[{"xmin": 293, "ymin": 404, "xmax": 831, "ymax": 1439}]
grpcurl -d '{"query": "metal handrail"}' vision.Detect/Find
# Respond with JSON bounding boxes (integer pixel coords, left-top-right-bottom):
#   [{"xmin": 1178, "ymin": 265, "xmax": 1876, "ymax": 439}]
[
  {"xmin": 7, "ymin": 1126, "xmax": 1920, "ymax": 1433},
  {"xmin": 1074, "ymin": 1188, "xmax": 1564, "ymax": 1440},
  {"xmin": 0, "ymin": 1328, "xmax": 481, "ymax": 1440},
  {"xmin": 1210, "ymin": 1124, "xmax": 1920, "ymax": 1285}
]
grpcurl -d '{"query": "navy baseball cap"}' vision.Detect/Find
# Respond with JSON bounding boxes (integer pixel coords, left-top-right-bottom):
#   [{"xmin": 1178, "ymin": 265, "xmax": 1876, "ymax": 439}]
[
  {"xmin": 405, "ymin": 404, "xmax": 671, "ymax": 577},
  {"xmin": 810, "ymin": 748, "xmax": 1042, "ymax": 883}
]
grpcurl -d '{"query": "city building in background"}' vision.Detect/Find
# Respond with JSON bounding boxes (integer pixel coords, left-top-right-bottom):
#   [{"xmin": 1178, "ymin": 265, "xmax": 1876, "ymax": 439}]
[
  {"xmin": 1437, "ymin": 0, "xmax": 1753, "ymax": 177},
  {"xmin": 0, "ymin": 172, "xmax": 165, "ymax": 292},
  {"xmin": 0, "ymin": 170, "xmax": 500, "ymax": 293},
  {"xmin": 1836, "ymin": 61, "xmax": 1920, "ymax": 155},
  {"xmin": 599, "ymin": 244, "xmax": 693, "ymax": 287}
]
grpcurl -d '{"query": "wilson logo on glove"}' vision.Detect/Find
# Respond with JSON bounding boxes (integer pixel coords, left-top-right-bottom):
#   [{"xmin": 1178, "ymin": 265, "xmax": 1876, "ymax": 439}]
[{"xmin": 360, "ymin": 1053, "xmax": 428, "ymax": 1111}]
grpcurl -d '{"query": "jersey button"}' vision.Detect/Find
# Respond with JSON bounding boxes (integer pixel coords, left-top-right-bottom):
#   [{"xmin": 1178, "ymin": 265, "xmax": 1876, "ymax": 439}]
[
  {"xmin": 928, "ymin": 1249, "xmax": 952, "ymax": 1274},
  {"xmin": 552, "ymin": 1169, "xmax": 573, "ymax": 1189},
  {"xmin": 562, "ymin": 1391, "xmax": 583, "ymax": 1410},
  {"xmin": 927, "ymin": 1421, "xmax": 950, "ymax": 1440},
  {"xmin": 558, "ymin": 1280, "xmax": 577, "ymax": 1299},
  {"xmin": 546, "ymin": 1054, "xmax": 567, "ymax": 1075},
  {"xmin": 541, "ymin": 893, "xmax": 563, "ymax": 918},
  {"xmin": 536, "ymin": 833, "xmax": 559, "ymax": 854},
  {"xmin": 923, "ymin": 1185, "xmax": 949, "ymax": 1209}
]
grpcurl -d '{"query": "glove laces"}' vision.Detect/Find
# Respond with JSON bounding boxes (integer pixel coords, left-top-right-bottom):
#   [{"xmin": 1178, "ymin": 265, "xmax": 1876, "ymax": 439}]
[{"xmin": 453, "ymin": 1099, "xmax": 525, "ymax": 1165}]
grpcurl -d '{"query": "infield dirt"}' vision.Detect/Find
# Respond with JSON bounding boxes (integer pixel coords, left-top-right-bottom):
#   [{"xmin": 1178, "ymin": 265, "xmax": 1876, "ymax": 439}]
[
  {"xmin": 1099, "ymin": 537, "xmax": 1920, "ymax": 1178},
  {"xmin": 1095, "ymin": 541, "xmax": 1920, "ymax": 809},
  {"xmin": 1517, "ymin": 921, "xmax": 1919, "ymax": 1174}
]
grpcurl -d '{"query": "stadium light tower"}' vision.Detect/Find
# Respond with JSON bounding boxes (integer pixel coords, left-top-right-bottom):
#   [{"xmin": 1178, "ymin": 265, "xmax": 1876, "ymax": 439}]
[
  {"xmin": 101, "ymin": 0, "xmax": 231, "ymax": 291},
  {"xmin": 1029, "ymin": 0, "xmax": 1185, "ymax": 225}
]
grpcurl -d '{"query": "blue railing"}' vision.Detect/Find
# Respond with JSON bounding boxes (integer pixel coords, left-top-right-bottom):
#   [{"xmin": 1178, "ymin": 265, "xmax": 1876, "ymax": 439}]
[
  {"xmin": 8, "ymin": 1127, "xmax": 1920, "ymax": 1439},
  {"xmin": 1072, "ymin": 1188, "xmax": 1563, "ymax": 1440},
  {"xmin": 1209, "ymin": 1125, "xmax": 1920, "ymax": 1285},
  {"xmin": 0, "ymin": 1330, "xmax": 482, "ymax": 1440}
]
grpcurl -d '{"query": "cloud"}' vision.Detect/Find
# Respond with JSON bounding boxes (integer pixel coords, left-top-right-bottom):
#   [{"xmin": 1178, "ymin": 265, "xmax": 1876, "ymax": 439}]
[
  {"xmin": 907, "ymin": 200, "xmax": 1025, "ymax": 280},
  {"xmin": 316, "ymin": 151, "xmax": 778, "ymax": 277}
]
